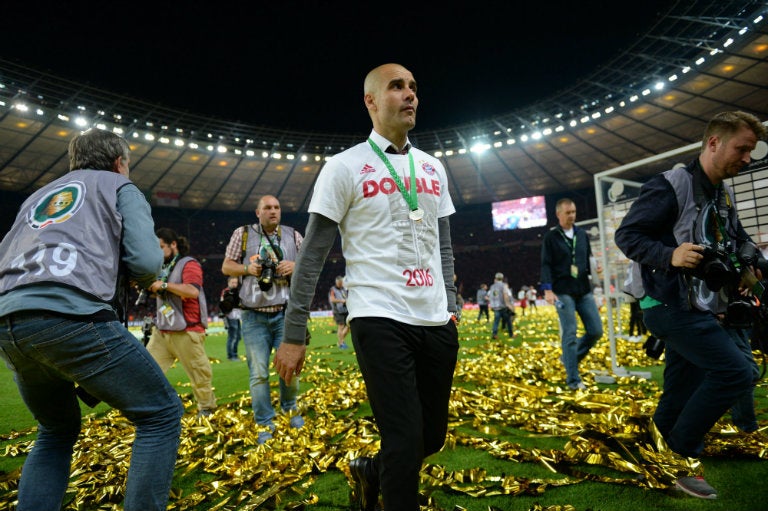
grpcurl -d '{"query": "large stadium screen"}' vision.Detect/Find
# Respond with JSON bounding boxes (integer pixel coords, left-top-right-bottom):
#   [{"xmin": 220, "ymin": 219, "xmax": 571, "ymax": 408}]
[{"xmin": 491, "ymin": 196, "xmax": 547, "ymax": 231}]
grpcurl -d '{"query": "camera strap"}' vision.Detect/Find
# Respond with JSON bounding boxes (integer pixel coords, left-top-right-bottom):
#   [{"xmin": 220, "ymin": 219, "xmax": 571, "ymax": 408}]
[
  {"xmin": 710, "ymin": 188, "xmax": 743, "ymax": 272},
  {"xmin": 259, "ymin": 225, "xmax": 283, "ymax": 261}
]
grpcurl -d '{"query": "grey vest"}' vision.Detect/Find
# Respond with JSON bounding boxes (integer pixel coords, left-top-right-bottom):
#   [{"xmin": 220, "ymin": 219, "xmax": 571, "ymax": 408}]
[
  {"xmin": 154, "ymin": 256, "xmax": 209, "ymax": 331},
  {"xmin": 239, "ymin": 225, "xmax": 298, "ymax": 309},
  {"xmin": 0, "ymin": 170, "xmax": 131, "ymax": 302},
  {"xmin": 488, "ymin": 281, "xmax": 506, "ymax": 310},
  {"xmin": 665, "ymin": 167, "xmax": 737, "ymax": 314}
]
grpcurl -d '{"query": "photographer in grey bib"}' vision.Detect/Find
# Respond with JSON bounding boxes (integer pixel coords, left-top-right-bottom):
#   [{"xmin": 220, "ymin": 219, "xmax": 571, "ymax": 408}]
[
  {"xmin": 329, "ymin": 275, "xmax": 350, "ymax": 349},
  {"xmin": 222, "ymin": 195, "xmax": 304, "ymax": 443},
  {"xmin": 615, "ymin": 111, "xmax": 766, "ymax": 499},
  {"xmin": 146, "ymin": 228, "xmax": 216, "ymax": 417},
  {"xmin": 0, "ymin": 129, "xmax": 183, "ymax": 510}
]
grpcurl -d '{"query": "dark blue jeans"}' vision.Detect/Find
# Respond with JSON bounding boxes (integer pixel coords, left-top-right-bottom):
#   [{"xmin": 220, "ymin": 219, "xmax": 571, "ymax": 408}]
[
  {"xmin": 0, "ymin": 312, "xmax": 183, "ymax": 511},
  {"xmin": 224, "ymin": 315, "xmax": 242, "ymax": 359},
  {"xmin": 350, "ymin": 317, "xmax": 458, "ymax": 511},
  {"xmin": 643, "ymin": 305, "xmax": 753, "ymax": 457}
]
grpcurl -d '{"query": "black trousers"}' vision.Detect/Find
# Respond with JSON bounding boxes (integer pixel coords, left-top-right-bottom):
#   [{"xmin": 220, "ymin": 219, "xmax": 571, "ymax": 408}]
[{"xmin": 350, "ymin": 317, "xmax": 459, "ymax": 511}]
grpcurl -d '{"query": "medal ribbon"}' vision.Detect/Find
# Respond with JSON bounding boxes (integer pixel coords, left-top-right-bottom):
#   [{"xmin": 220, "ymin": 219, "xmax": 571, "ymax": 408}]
[{"xmin": 368, "ymin": 138, "xmax": 418, "ymax": 213}]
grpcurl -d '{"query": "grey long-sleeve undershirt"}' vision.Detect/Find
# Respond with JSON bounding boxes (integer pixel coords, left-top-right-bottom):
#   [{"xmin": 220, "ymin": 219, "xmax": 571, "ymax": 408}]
[{"xmin": 282, "ymin": 213, "xmax": 457, "ymax": 345}]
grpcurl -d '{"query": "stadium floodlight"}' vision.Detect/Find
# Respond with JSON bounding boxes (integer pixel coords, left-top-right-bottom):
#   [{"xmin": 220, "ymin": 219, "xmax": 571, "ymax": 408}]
[
  {"xmin": 642, "ymin": 89, "xmax": 651, "ymax": 96},
  {"xmin": 520, "ymin": 134, "xmax": 529, "ymax": 142},
  {"xmin": 144, "ymin": 133, "xmax": 155, "ymax": 141},
  {"xmin": 695, "ymin": 57, "xmax": 705, "ymax": 65},
  {"xmin": 159, "ymin": 137, "xmax": 170, "ymax": 144},
  {"xmin": 74, "ymin": 117, "xmax": 88, "ymax": 127},
  {"xmin": 739, "ymin": 27, "xmax": 748, "ymax": 35},
  {"xmin": 216, "ymin": 145, "xmax": 227, "ymax": 153},
  {"xmin": 493, "ymin": 141, "xmax": 503, "ymax": 148},
  {"xmin": 246, "ymin": 150, "xmax": 255, "ymax": 157},
  {"xmin": 591, "ymin": 112, "xmax": 601, "ymax": 119},
  {"xmin": 189, "ymin": 142, "xmax": 199, "ymax": 149},
  {"xmin": 569, "ymin": 120, "xmax": 578, "ymax": 127},
  {"xmin": 174, "ymin": 139, "xmax": 184, "ymax": 147},
  {"xmin": 654, "ymin": 81, "xmax": 664, "ymax": 90},
  {"xmin": 754, "ymin": 15, "xmax": 763, "ymax": 24},
  {"xmin": 668, "ymin": 74, "xmax": 678, "ymax": 81},
  {"xmin": 458, "ymin": 148, "xmax": 467, "ymax": 155},
  {"xmin": 604, "ymin": 106, "xmax": 614, "ymax": 114},
  {"xmin": 542, "ymin": 128, "xmax": 552, "ymax": 136},
  {"xmin": 682, "ymin": 66, "xmax": 691, "ymax": 73},
  {"xmin": 14, "ymin": 103, "xmax": 29, "ymax": 112},
  {"xmin": 262, "ymin": 151, "xmax": 269, "ymax": 158},
  {"xmin": 555, "ymin": 126, "xmax": 565, "ymax": 132},
  {"xmin": 300, "ymin": 154, "xmax": 307, "ymax": 162},
  {"xmin": 36, "ymin": 108, "xmax": 44, "ymax": 116},
  {"xmin": 629, "ymin": 95, "xmax": 639, "ymax": 102},
  {"xmin": 445, "ymin": 150, "xmax": 454, "ymax": 156},
  {"xmin": 113, "ymin": 127, "xmax": 124, "ymax": 135},
  {"xmin": 96, "ymin": 123, "xmax": 107, "ymax": 130},
  {"xmin": 580, "ymin": 116, "xmax": 589, "ymax": 123},
  {"xmin": 723, "ymin": 38, "xmax": 734, "ymax": 48},
  {"xmin": 506, "ymin": 138, "xmax": 516, "ymax": 144},
  {"xmin": 531, "ymin": 132, "xmax": 542, "ymax": 140}
]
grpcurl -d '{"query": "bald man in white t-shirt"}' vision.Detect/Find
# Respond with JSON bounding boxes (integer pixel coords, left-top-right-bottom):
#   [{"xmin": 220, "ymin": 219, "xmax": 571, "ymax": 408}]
[{"xmin": 274, "ymin": 63, "xmax": 459, "ymax": 511}]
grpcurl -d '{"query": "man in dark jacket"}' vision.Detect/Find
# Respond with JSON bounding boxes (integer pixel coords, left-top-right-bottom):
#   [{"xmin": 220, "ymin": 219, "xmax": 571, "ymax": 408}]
[
  {"xmin": 540, "ymin": 198, "xmax": 603, "ymax": 390},
  {"xmin": 615, "ymin": 111, "xmax": 766, "ymax": 499}
]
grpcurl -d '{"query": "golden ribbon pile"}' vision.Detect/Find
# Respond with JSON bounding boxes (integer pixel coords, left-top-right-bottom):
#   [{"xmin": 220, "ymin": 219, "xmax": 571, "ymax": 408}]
[{"xmin": 0, "ymin": 308, "xmax": 764, "ymax": 510}]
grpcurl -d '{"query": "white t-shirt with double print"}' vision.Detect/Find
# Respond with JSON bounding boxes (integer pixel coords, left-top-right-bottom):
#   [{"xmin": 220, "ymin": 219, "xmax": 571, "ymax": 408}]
[{"xmin": 309, "ymin": 130, "xmax": 455, "ymax": 326}]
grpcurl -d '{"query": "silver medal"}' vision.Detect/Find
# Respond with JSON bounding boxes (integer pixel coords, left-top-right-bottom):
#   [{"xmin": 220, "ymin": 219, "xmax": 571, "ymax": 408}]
[{"xmin": 409, "ymin": 208, "xmax": 424, "ymax": 221}]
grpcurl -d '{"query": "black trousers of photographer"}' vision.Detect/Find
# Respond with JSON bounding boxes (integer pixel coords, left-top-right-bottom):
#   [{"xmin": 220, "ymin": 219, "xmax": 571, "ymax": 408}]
[
  {"xmin": 643, "ymin": 305, "xmax": 753, "ymax": 457},
  {"xmin": 350, "ymin": 317, "xmax": 458, "ymax": 511}
]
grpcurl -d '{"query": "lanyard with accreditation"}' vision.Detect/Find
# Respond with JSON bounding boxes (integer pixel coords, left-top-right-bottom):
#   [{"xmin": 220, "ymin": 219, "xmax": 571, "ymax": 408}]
[
  {"xmin": 559, "ymin": 228, "xmax": 579, "ymax": 279},
  {"xmin": 368, "ymin": 138, "xmax": 424, "ymax": 222}
]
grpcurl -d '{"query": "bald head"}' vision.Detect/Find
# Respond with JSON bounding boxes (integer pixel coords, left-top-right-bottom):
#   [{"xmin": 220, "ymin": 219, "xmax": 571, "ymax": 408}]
[
  {"xmin": 364, "ymin": 63, "xmax": 408, "ymax": 93},
  {"xmin": 363, "ymin": 63, "xmax": 418, "ymax": 146}
]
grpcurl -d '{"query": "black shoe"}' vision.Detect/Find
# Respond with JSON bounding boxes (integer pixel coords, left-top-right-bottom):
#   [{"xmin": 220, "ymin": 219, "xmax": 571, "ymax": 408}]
[{"xmin": 349, "ymin": 456, "xmax": 379, "ymax": 511}]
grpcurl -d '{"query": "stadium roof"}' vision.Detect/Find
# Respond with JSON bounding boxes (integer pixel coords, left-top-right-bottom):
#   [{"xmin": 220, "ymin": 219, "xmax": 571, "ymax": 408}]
[{"xmin": 0, "ymin": 1, "xmax": 766, "ymax": 213}]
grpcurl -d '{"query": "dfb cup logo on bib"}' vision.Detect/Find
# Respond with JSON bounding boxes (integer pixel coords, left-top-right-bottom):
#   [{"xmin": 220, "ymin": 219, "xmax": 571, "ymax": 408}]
[{"xmin": 28, "ymin": 181, "xmax": 87, "ymax": 230}]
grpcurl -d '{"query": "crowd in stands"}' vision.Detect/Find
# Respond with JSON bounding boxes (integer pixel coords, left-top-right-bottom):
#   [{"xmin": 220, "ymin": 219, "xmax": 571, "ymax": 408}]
[{"xmin": 0, "ymin": 189, "xmax": 600, "ymax": 319}]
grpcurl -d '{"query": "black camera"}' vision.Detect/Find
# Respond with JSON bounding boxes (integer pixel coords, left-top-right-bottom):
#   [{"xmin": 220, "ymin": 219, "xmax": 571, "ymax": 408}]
[
  {"xmin": 643, "ymin": 335, "xmax": 665, "ymax": 359},
  {"xmin": 135, "ymin": 288, "xmax": 149, "ymax": 307},
  {"xmin": 141, "ymin": 315, "xmax": 154, "ymax": 346},
  {"xmin": 257, "ymin": 257, "xmax": 277, "ymax": 291},
  {"xmin": 220, "ymin": 286, "xmax": 239, "ymax": 314},
  {"xmin": 690, "ymin": 244, "xmax": 735, "ymax": 292}
]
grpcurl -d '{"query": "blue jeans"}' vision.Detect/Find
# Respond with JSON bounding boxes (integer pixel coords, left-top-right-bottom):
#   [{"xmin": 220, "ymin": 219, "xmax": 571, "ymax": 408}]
[
  {"xmin": 491, "ymin": 308, "xmax": 512, "ymax": 337},
  {"xmin": 0, "ymin": 313, "xmax": 183, "ymax": 511},
  {"xmin": 643, "ymin": 306, "xmax": 753, "ymax": 457},
  {"xmin": 241, "ymin": 309, "xmax": 299, "ymax": 426},
  {"xmin": 224, "ymin": 316, "xmax": 242, "ymax": 359},
  {"xmin": 555, "ymin": 292, "xmax": 603, "ymax": 388},
  {"xmin": 726, "ymin": 327, "xmax": 759, "ymax": 432}
]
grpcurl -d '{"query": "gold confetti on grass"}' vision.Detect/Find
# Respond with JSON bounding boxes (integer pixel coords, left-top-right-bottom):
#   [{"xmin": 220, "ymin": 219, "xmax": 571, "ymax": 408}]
[{"xmin": 0, "ymin": 307, "xmax": 764, "ymax": 510}]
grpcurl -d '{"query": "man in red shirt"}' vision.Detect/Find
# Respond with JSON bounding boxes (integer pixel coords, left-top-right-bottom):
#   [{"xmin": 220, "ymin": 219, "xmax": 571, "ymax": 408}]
[{"xmin": 147, "ymin": 228, "xmax": 217, "ymax": 417}]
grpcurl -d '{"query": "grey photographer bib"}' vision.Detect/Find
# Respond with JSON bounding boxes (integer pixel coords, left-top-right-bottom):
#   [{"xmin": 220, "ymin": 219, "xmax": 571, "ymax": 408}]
[
  {"xmin": 154, "ymin": 256, "xmax": 209, "ymax": 331},
  {"xmin": 665, "ymin": 167, "xmax": 737, "ymax": 314},
  {"xmin": 239, "ymin": 225, "xmax": 297, "ymax": 309},
  {"xmin": 0, "ymin": 170, "xmax": 131, "ymax": 302}
]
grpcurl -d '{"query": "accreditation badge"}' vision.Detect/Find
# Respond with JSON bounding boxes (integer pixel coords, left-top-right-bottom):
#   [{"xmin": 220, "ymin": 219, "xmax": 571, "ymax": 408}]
[{"xmin": 570, "ymin": 265, "xmax": 579, "ymax": 278}]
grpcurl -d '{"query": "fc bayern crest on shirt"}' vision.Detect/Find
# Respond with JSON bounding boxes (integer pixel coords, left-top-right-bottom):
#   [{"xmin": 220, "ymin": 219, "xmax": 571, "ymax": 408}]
[
  {"xmin": 421, "ymin": 161, "xmax": 436, "ymax": 176},
  {"xmin": 28, "ymin": 181, "xmax": 87, "ymax": 229}
]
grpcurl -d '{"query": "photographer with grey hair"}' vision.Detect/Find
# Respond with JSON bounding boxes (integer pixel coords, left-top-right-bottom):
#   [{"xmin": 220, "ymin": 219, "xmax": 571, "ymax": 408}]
[{"xmin": 0, "ymin": 129, "xmax": 183, "ymax": 510}]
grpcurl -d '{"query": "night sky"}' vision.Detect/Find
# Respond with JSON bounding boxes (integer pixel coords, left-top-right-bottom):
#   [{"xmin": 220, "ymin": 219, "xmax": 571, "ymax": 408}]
[{"xmin": 1, "ymin": 1, "xmax": 675, "ymax": 133}]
